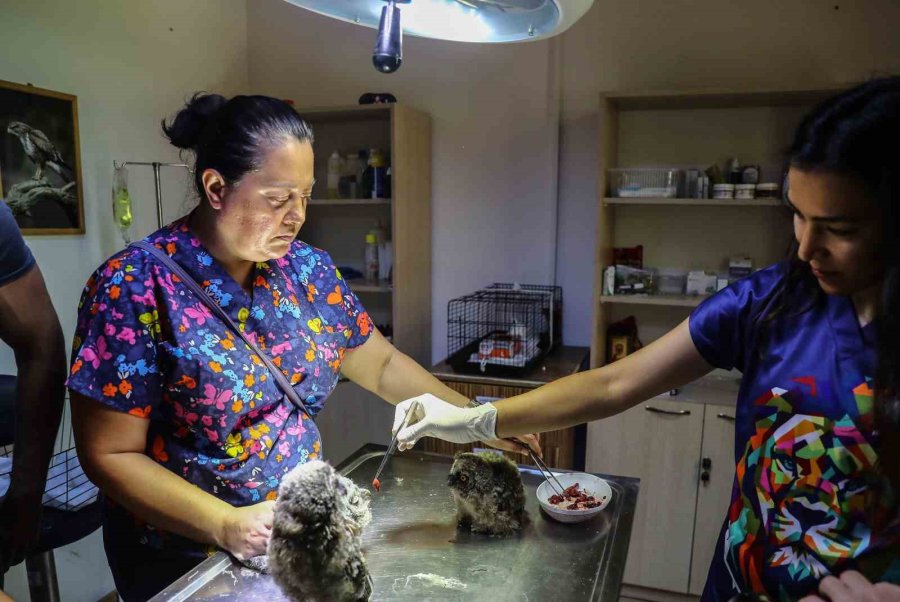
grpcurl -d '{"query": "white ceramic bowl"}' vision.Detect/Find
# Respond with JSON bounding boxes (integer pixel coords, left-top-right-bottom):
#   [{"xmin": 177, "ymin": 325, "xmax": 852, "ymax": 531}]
[{"xmin": 536, "ymin": 472, "xmax": 612, "ymax": 524}]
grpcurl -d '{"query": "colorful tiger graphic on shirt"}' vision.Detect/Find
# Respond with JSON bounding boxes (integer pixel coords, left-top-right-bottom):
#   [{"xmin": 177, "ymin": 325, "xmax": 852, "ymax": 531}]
[{"xmin": 722, "ymin": 379, "xmax": 899, "ymax": 600}]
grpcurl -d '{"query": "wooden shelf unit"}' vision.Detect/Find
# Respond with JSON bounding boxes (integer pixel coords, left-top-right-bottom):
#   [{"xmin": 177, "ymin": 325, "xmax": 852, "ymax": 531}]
[
  {"xmin": 591, "ymin": 85, "xmax": 847, "ymax": 370},
  {"xmin": 299, "ymin": 104, "xmax": 432, "ymax": 467},
  {"xmin": 298, "ymin": 102, "xmax": 431, "ymax": 364}
]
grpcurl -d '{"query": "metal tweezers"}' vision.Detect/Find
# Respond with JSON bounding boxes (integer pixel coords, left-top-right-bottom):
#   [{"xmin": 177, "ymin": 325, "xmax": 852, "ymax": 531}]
[
  {"xmin": 372, "ymin": 402, "xmax": 416, "ymax": 491},
  {"xmin": 510, "ymin": 437, "xmax": 567, "ymax": 498}
]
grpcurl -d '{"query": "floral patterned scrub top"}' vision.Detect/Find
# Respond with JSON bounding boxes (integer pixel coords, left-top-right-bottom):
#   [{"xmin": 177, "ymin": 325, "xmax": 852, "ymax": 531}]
[
  {"xmin": 690, "ymin": 262, "xmax": 900, "ymax": 601},
  {"xmin": 67, "ymin": 217, "xmax": 373, "ymax": 555}
]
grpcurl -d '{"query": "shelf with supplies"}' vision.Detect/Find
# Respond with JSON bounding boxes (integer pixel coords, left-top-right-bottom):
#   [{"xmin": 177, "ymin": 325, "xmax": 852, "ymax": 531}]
[
  {"xmin": 308, "ymin": 198, "xmax": 392, "ymax": 206},
  {"xmin": 603, "ymin": 197, "xmax": 781, "ymax": 207},
  {"xmin": 600, "ymin": 294, "xmax": 707, "ymax": 307},
  {"xmin": 590, "ymin": 84, "xmax": 854, "ymax": 598},
  {"xmin": 301, "ymin": 102, "xmax": 432, "ymax": 469},
  {"xmin": 296, "ymin": 102, "xmax": 431, "ymax": 364}
]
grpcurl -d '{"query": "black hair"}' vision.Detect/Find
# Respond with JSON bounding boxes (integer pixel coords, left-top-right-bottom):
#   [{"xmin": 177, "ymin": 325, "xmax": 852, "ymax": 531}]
[
  {"xmin": 773, "ymin": 76, "xmax": 900, "ymax": 508},
  {"xmin": 162, "ymin": 93, "xmax": 314, "ymax": 200}
]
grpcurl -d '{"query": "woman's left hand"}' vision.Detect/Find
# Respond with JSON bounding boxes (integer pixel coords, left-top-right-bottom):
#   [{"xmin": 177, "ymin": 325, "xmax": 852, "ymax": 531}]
[{"xmin": 799, "ymin": 571, "xmax": 900, "ymax": 602}]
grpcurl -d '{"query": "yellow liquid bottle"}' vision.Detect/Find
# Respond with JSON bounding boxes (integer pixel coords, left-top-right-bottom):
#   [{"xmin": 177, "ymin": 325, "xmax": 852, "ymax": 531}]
[{"xmin": 112, "ymin": 166, "xmax": 133, "ymax": 243}]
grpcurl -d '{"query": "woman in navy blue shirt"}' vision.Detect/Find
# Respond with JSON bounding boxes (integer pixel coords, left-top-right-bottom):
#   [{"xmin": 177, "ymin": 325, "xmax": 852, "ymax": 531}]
[{"xmin": 394, "ymin": 77, "xmax": 900, "ymax": 602}]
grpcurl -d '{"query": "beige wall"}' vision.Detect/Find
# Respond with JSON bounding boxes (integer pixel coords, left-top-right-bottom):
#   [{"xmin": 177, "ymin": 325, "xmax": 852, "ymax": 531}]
[
  {"xmin": 0, "ymin": 1, "xmax": 248, "ymax": 599},
  {"xmin": 249, "ymin": 0, "xmax": 900, "ymax": 361},
  {"xmin": 0, "ymin": 0, "xmax": 249, "ymax": 371}
]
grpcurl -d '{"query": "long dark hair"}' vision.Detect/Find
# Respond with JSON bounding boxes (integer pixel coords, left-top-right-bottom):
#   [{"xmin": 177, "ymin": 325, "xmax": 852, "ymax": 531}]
[
  {"xmin": 162, "ymin": 93, "xmax": 314, "ymax": 201},
  {"xmin": 777, "ymin": 76, "xmax": 900, "ymax": 504}
]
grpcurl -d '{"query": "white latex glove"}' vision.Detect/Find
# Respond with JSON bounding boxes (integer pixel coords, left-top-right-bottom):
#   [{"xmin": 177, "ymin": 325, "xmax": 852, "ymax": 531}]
[{"xmin": 392, "ymin": 394, "xmax": 498, "ymax": 451}]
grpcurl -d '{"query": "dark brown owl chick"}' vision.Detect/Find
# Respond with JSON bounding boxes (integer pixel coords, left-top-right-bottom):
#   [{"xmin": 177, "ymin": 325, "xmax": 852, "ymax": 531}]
[
  {"xmin": 448, "ymin": 451, "xmax": 528, "ymax": 536},
  {"xmin": 267, "ymin": 460, "xmax": 373, "ymax": 601}
]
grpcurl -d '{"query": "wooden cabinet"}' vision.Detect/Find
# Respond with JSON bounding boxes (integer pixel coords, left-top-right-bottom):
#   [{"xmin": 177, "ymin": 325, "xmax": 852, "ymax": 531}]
[
  {"xmin": 587, "ymin": 393, "xmax": 737, "ymax": 596},
  {"xmin": 689, "ymin": 404, "xmax": 737, "ymax": 595},
  {"xmin": 423, "ymin": 346, "xmax": 590, "ymax": 470},
  {"xmin": 304, "ymin": 104, "xmax": 432, "ymax": 466},
  {"xmin": 588, "ymin": 397, "xmax": 704, "ymax": 592}
]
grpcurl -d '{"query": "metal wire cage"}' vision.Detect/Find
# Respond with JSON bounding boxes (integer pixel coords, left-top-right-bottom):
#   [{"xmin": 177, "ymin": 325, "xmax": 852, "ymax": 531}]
[
  {"xmin": 447, "ymin": 283, "xmax": 562, "ymax": 377},
  {"xmin": 0, "ymin": 398, "xmax": 99, "ymax": 512}
]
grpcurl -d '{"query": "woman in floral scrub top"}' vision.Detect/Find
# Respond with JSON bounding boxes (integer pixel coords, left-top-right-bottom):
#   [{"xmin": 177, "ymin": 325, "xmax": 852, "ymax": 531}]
[
  {"xmin": 389, "ymin": 79, "xmax": 900, "ymax": 601},
  {"xmin": 68, "ymin": 94, "xmax": 538, "ymax": 601}
]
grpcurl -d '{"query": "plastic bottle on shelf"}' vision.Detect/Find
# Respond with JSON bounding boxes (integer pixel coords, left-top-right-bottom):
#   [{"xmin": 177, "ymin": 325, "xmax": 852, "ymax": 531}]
[
  {"xmin": 368, "ymin": 149, "xmax": 389, "ymax": 199},
  {"xmin": 327, "ymin": 150, "xmax": 343, "ymax": 199},
  {"xmin": 728, "ymin": 157, "xmax": 742, "ymax": 185},
  {"xmin": 342, "ymin": 153, "xmax": 361, "ymax": 199},
  {"xmin": 364, "ymin": 232, "xmax": 379, "ymax": 283}
]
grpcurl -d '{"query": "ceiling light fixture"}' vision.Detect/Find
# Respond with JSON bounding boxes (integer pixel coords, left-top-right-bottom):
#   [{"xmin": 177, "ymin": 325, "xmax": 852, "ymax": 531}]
[{"xmin": 283, "ymin": 0, "xmax": 595, "ymax": 73}]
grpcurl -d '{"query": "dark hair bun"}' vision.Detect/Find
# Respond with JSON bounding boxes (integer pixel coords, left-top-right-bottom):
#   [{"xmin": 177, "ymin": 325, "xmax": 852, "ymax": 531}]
[{"xmin": 161, "ymin": 93, "xmax": 227, "ymax": 150}]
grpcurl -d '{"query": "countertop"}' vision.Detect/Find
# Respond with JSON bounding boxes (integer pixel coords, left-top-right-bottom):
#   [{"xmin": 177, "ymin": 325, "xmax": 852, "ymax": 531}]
[
  {"xmin": 431, "ymin": 345, "xmax": 590, "ymax": 388},
  {"xmin": 433, "ymin": 343, "xmax": 740, "ymax": 407},
  {"xmin": 150, "ymin": 444, "xmax": 639, "ymax": 602}
]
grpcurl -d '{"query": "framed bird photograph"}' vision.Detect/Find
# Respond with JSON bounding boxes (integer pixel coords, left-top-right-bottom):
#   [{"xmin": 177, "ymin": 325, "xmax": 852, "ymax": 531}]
[{"xmin": 0, "ymin": 79, "xmax": 84, "ymax": 235}]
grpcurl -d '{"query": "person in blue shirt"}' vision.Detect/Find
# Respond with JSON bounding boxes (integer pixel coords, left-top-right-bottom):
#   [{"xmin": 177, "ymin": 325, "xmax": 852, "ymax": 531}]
[
  {"xmin": 0, "ymin": 202, "xmax": 66, "ymax": 588},
  {"xmin": 392, "ymin": 77, "xmax": 900, "ymax": 602}
]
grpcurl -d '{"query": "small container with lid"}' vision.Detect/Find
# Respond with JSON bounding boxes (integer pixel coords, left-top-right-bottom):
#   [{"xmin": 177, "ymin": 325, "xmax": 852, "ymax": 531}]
[
  {"xmin": 657, "ymin": 268, "xmax": 687, "ymax": 295},
  {"xmin": 755, "ymin": 183, "xmax": 780, "ymax": 199},
  {"xmin": 735, "ymin": 184, "xmax": 756, "ymax": 200},
  {"xmin": 713, "ymin": 183, "xmax": 735, "ymax": 200}
]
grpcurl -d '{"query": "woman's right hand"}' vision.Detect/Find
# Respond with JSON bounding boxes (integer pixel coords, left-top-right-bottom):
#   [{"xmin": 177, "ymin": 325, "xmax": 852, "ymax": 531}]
[{"xmin": 216, "ymin": 501, "xmax": 275, "ymax": 560}]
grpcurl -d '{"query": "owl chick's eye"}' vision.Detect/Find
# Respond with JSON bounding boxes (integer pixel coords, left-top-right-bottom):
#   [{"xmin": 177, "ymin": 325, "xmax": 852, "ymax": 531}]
[{"xmin": 459, "ymin": 474, "xmax": 468, "ymax": 483}]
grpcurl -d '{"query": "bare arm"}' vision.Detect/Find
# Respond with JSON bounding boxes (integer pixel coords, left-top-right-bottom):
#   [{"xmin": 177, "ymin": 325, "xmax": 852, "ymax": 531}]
[
  {"xmin": 0, "ymin": 265, "xmax": 66, "ymax": 497},
  {"xmin": 340, "ymin": 330, "xmax": 541, "ymax": 454},
  {"xmin": 71, "ymin": 393, "xmax": 273, "ymax": 559},
  {"xmin": 340, "ymin": 330, "xmax": 470, "ymax": 407},
  {"xmin": 0, "ymin": 265, "xmax": 66, "ymax": 571},
  {"xmin": 493, "ymin": 319, "xmax": 713, "ymax": 437}
]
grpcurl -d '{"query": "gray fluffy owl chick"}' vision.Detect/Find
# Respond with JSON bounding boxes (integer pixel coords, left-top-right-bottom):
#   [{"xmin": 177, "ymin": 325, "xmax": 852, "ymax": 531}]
[
  {"xmin": 448, "ymin": 451, "xmax": 528, "ymax": 536},
  {"xmin": 267, "ymin": 460, "xmax": 373, "ymax": 601}
]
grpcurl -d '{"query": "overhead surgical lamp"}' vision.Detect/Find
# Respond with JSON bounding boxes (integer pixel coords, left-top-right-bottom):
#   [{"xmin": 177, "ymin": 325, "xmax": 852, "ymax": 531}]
[{"xmin": 283, "ymin": 0, "xmax": 596, "ymax": 73}]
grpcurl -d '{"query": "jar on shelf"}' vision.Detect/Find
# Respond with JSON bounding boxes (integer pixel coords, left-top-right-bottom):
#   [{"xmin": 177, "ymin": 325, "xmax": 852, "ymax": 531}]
[
  {"xmin": 712, "ymin": 183, "xmax": 735, "ymax": 200},
  {"xmin": 735, "ymin": 184, "xmax": 756, "ymax": 200},
  {"xmin": 755, "ymin": 183, "xmax": 780, "ymax": 199}
]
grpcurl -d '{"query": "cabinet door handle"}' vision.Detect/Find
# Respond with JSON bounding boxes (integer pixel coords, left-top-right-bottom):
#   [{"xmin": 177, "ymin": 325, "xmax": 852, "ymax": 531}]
[
  {"xmin": 645, "ymin": 406, "xmax": 690, "ymax": 416},
  {"xmin": 716, "ymin": 413, "xmax": 736, "ymax": 422}
]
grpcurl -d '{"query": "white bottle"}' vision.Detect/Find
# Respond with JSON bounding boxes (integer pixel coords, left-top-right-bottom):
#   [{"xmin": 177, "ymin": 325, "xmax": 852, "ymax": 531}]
[{"xmin": 327, "ymin": 151, "xmax": 342, "ymax": 199}]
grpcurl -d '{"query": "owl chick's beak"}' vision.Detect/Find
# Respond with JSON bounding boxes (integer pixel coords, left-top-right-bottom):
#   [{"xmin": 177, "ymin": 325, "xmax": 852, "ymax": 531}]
[{"xmin": 447, "ymin": 473, "xmax": 459, "ymax": 487}]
